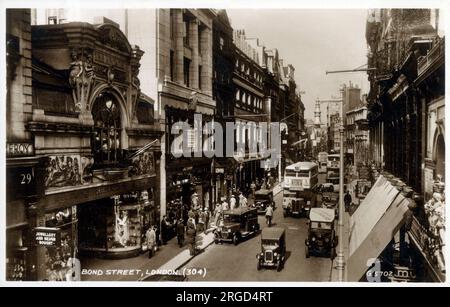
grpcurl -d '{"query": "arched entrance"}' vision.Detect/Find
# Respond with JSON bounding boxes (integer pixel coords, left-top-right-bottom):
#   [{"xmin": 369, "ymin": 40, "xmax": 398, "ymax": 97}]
[
  {"xmin": 435, "ymin": 133, "xmax": 445, "ymax": 180},
  {"xmin": 91, "ymin": 91, "xmax": 123, "ymax": 167}
]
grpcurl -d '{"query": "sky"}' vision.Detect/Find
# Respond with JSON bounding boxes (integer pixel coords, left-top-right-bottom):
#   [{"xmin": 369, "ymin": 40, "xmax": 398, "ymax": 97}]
[{"xmin": 227, "ymin": 9, "xmax": 370, "ymax": 121}]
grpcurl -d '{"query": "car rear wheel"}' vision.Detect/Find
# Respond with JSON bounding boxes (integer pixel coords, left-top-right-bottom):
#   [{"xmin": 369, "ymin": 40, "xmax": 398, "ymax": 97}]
[
  {"xmin": 305, "ymin": 246, "xmax": 310, "ymax": 258},
  {"xmin": 330, "ymin": 247, "xmax": 336, "ymax": 260},
  {"xmin": 233, "ymin": 234, "xmax": 239, "ymax": 245}
]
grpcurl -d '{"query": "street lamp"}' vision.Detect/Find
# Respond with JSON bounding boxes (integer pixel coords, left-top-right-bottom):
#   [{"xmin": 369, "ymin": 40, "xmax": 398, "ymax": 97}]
[{"xmin": 335, "ymin": 89, "xmax": 346, "ymax": 282}]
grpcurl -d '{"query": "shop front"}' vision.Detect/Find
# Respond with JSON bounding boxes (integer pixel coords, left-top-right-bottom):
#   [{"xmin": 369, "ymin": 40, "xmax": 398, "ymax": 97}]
[{"xmin": 77, "ymin": 188, "xmax": 158, "ymax": 259}]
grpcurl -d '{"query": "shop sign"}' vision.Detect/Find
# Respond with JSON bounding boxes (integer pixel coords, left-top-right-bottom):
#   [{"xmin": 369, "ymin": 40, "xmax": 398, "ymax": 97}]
[
  {"xmin": 215, "ymin": 168, "xmax": 225, "ymax": 174},
  {"xmin": 34, "ymin": 227, "xmax": 61, "ymax": 247},
  {"xmin": 6, "ymin": 142, "xmax": 34, "ymax": 157}
]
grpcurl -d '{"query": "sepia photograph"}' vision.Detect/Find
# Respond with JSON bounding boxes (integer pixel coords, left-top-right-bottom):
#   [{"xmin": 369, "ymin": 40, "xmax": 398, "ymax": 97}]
[{"xmin": 1, "ymin": 0, "xmax": 448, "ymax": 288}]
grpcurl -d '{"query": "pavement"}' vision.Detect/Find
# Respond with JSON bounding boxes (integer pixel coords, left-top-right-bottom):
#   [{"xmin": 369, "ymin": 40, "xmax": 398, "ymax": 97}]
[{"xmin": 330, "ymin": 168, "xmax": 360, "ymax": 282}]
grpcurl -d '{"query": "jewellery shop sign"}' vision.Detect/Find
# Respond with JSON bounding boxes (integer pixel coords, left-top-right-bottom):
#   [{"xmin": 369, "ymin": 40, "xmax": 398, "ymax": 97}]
[{"xmin": 34, "ymin": 227, "xmax": 61, "ymax": 247}]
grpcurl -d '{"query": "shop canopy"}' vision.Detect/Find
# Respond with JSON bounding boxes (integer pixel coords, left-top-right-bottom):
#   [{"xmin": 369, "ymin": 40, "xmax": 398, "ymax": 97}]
[{"xmin": 347, "ymin": 175, "xmax": 411, "ymax": 281}]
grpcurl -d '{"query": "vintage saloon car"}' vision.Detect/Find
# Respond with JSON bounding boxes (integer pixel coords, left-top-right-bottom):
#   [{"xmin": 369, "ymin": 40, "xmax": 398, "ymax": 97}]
[
  {"xmin": 305, "ymin": 208, "xmax": 337, "ymax": 259},
  {"xmin": 253, "ymin": 189, "xmax": 275, "ymax": 214},
  {"xmin": 257, "ymin": 227, "xmax": 286, "ymax": 272},
  {"xmin": 214, "ymin": 207, "xmax": 260, "ymax": 245},
  {"xmin": 320, "ymin": 192, "xmax": 339, "ymax": 218}
]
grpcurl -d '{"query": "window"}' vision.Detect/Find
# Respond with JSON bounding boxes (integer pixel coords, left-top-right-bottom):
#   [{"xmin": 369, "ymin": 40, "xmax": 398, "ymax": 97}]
[
  {"xmin": 48, "ymin": 16, "xmax": 58, "ymax": 24},
  {"xmin": 183, "ymin": 57, "xmax": 191, "ymax": 87},
  {"xmin": 92, "ymin": 92, "xmax": 122, "ymax": 166},
  {"xmin": 219, "ymin": 37, "xmax": 225, "ymax": 50},
  {"xmin": 198, "ymin": 65, "xmax": 202, "ymax": 90},
  {"xmin": 170, "ymin": 50, "xmax": 175, "ymax": 81},
  {"xmin": 236, "ymin": 89, "xmax": 240, "ymax": 101},
  {"xmin": 170, "ymin": 9, "xmax": 175, "ymax": 39},
  {"xmin": 136, "ymin": 100, "xmax": 154, "ymax": 125},
  {"xmin": 183, "ymin": 15, "xmax": 190, "ymax": 47}
]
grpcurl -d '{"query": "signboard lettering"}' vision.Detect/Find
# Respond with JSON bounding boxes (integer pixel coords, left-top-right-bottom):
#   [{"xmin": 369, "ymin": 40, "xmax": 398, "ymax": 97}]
[
  {"xmin": 6, "ymin": 142, "xmax": 34, "ymax": 157},
  {"xmin": 34, "ymin": 227, "xmax": 61, "ymax": 247}
]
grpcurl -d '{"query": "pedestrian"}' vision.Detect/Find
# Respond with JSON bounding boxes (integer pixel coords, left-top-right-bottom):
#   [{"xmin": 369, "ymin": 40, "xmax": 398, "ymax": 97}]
[
  {"xmin": 204, "ymin": 207, "xmax": 210, "ymax": 230},
  {"xmin": 241, "ymin": 194, "xmax": 248, "ymax": 207},
  {"xmin": 238, "ymin": 192, "xmax": 245, "ymax": 208},
  {"xmin": 186, "ymin": 217, "xmax": 197, "ymax": 256},
  {"xmin": 344, "ymin": 190, "xmax": 352, "ymax": 212},
  {"xmin": 221, "ymin": 198, "xmax": 229, "ymax": 211},
  {"xmin": 176, "ymin": 218, "xmax": 185, "ymax": 247},
  {"xmin": 265, "ymin": 204, "xmax": 274, "ymax": 227},
  {"xmin": 145, "ymin": 226, "xmax": 157, "ymax": 258},
  {"xmin": 214, "ymin": 203, "xmax": 222, "ymax": 226},
  {"xmin": 250, "ymin": 181, "xmax": 256, "ymax": 199},
  {"xmin": 230, "ymin": 195, "xmax": 236, "ymax": 209},
  {"xmin": 197, "ymin": 209, "xmax": 205, "ymax": 233},
  {"xmin": 160, "ymin": 215, "xmax": 169, "ymax": 245}
]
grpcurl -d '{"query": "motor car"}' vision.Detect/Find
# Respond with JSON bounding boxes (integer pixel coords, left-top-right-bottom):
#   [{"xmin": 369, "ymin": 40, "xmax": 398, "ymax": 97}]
[
  {"xmin": 305, "ymin": 208, "xmax": 337, "ymax": 259},
  {"xmin": 318, "ymin": 183, "xmax": 334, "ymax": 193},
  {"xmin": 321, "ymin": 192, "xmax": 339, "ymax": 218},
  {"xmin": 253, "ymin": 189, "xmax": 275, "ymax": 214},
  {"xmin": 214, "ymin": 207, "xmax": 260, "ymax": 245},
  {"xmin": 256, "ymin": 227, "xmax": 286, "ymax": 272}
]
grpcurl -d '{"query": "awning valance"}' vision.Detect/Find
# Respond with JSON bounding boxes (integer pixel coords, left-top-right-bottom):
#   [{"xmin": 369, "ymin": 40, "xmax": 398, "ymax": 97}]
[{"xmin": 347, "ymin": 175, "xmax": 411, "ymax": 281}]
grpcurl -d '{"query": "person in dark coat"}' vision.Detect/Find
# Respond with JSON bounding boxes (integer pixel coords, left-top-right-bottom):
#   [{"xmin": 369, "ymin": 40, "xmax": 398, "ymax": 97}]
[
  {"xmin": 176, "ymin": 218, "xmax": 185, "ymax": 247},
  {"xmin": 160, "ymin": 215, "xmax": 169, "ymax": 245},
  {"xmin": 344, "ymin": 191, "xmax": 352, "ymax": 212}
]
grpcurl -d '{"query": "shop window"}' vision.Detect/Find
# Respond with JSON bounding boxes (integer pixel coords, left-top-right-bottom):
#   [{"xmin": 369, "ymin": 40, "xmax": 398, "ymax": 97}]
[
  {"xmin": 43, "ymin": 207, "xmax": 77, "ymax": 281},
  {"xmin": 91, "ymin": 92, "xmax": 122, "ymax": 167}
]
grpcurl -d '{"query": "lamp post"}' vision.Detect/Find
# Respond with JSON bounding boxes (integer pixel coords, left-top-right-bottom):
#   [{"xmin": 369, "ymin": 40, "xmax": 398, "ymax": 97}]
[{"xmin": 335, "ymin": 89, "xmax": 346, "ymax": 281}]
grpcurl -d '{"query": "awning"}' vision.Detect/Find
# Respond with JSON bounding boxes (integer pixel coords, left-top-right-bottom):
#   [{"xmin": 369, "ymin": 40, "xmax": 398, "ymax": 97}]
[{"xmin": 347, "ymin": 175, "xmax": 411, "ymax": 281}]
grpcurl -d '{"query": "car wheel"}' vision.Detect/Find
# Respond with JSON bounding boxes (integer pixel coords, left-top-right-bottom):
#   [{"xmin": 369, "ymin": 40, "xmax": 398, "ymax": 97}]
[
  {"xmin": 305, "ymin": 246, "xmax": 310, "ymax": 258},
  {"xmin": 257, "ymin": 261, "xmax": 262, "ymax": 271},
  {"xmin": 330, "ymin": 247, "xmax": 336, "ymax": 260},
  {"xmin": 277, "ymin": 261, "xmax": 282, "ymax": 272},
  {"xmin": 233, "ymin": 234, "xmax": 239, "ymax": 245},
  {"xmin": 283, "ymin": 210, "xmax": 287, "ymax": 218}
]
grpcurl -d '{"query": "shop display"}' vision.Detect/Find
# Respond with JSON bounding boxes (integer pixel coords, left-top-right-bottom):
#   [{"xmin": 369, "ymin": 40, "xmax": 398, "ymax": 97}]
[{"xmin": 43, "ymin": 206, "xmax": 77, "ymax": 281}]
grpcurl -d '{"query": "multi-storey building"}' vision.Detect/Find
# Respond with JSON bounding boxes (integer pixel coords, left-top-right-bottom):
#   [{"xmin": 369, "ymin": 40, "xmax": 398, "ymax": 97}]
[
  {"xmin": 365, "ymin": 8, "xmax": 445, "ymax": 282},
  {"xmin": 7, "ymin": 8, "xmax": 165, "ymax": 281}
]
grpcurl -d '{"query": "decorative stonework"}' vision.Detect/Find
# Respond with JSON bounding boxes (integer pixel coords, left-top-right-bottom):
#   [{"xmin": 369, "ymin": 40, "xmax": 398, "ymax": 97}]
[
  {"xmin": 69, "ymin": 49, "xmax": 95, "ymax": 112},
  {"xmin": 129, "ymin": 152, "xmax": 155, "ymax": 177},
  {"xmin": 45, "ymin": 155, "xmax": 94, "ymax": 189}
]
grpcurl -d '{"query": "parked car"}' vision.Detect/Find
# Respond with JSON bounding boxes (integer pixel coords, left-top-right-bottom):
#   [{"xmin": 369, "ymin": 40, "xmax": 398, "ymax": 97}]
[
  {"xmin": 257, "ymin": 227, "xmax": 286, "ymax": 272},
  {"xmin": 305, "ymin": 208, "xmax": 337, "ymax": 259},
  {"xmin": 253, "ymin": 189, "xmax": 275, "ymax": 214},
  {"xmin": 214, "ymin": 207, "xmax": 259, "ymax": 245}
]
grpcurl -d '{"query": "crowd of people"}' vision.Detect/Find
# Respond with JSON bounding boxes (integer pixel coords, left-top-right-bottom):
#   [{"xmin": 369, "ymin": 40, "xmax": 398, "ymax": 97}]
[{"xmin": 142, "ymin": 174, "xmax": 277, "ymax": 258}]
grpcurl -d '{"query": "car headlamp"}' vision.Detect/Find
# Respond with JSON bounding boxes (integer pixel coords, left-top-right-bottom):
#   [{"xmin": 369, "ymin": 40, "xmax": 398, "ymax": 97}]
[
  {"xmin": 325, "ymin": 238, "xmax": 330, "ymax": 243},
  {"xmin": 312, "ymin": 237, "xmax": 316, "ymax": 242},
  {"xmin": 228, "ymin": 229, "xmax": 231, "ymax": 233},
  {"xmin": 274, "ymin": 252, "xmax": 278, "ymax": 257}
]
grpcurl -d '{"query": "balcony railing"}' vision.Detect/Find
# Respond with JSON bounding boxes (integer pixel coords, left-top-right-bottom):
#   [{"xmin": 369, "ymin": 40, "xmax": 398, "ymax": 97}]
[{"xmin": 417, "ymin": 37, "xmax": 445, "ymax": 77}]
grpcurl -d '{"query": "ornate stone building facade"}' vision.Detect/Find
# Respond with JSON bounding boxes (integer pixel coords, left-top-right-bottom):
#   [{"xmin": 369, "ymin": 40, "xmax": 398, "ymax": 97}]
[
  {"xmin": 6, "ymin": 9, "xmax": 163, "ymax": 280},
  {"xmin": 366, "ymin": 9, "xmax": 445, "ymax": 281}
]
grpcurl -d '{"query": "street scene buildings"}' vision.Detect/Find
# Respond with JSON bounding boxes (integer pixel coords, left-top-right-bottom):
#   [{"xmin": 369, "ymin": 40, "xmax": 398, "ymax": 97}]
[{"xmin": 4, "ymin": 8, "xmax": 445, "ymax": 283}]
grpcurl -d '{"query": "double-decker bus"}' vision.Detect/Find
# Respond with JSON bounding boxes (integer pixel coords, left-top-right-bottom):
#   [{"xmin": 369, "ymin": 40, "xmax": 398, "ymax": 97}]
[
  {"xmin": 327, "ymin": 154, "xmax": 340, "ymax": 170},
  {"xmin": 282, "ymin": 162, "xmax": 318, "ymax": 217},
  {"xmin": 318, "ymin": 152, "xmax": 328, "ymax": 173}
]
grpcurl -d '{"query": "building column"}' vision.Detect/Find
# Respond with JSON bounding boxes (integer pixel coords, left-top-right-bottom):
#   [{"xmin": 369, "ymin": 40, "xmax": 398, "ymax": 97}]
[
  {"xmin": 200, "ymin": 26, "xmax": 212, "ymax": 96},
  {"xmin": 174, "ymin": 9, "xmax": 184, "ymax": 84},
  {"xmin": 190, "ymin": 19, "xmax": 199, "ymax": 89}
]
